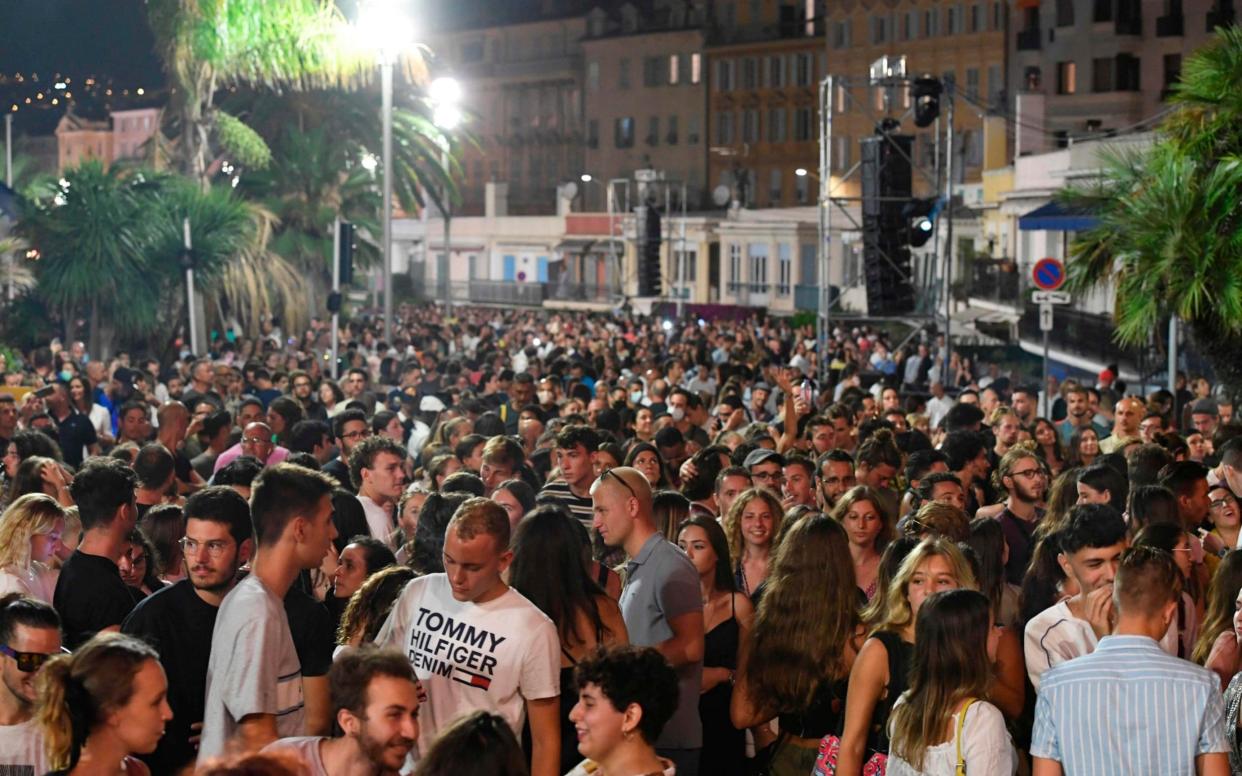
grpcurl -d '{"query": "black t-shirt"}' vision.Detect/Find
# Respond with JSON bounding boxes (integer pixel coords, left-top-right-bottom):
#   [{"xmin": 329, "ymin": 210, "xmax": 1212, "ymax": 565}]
[
  {"xmin": 284, "ymin": 586, "xmax": 335, "ymax": 678},
  {"xmin": 174, "ymin": 449, "xmax": 195, "ymax": 484},
  {"xmin": 122, "ymin": 580, "xmax": 217, "ymax": 775},
  {"xmin": 53, "ymin": 550, "xmax": 136, "ymax": 649},
  {"xmin": 55, "ymin": 410, "xmax": 97, "ymax": 469},
  {"xmin": 322, "ymin": 458, "xmax": 355, "ymax": 493}
]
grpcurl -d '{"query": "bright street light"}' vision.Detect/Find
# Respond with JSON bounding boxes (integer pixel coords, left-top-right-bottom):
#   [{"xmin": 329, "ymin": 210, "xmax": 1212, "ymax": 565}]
[
  {"xmin": 429, "ymin": 76, "xmax": 462, "ymax": 105},
  {"xmin": 356, "ymin": 0, "xmax": 414, "ymax": 63},
  {"xmin": 580, "ymin": 173, "xmax": 593, "ymax": 183},
  {"xmin": 795, "ymin": 167, "xmax": 808, "ymax": 177}
]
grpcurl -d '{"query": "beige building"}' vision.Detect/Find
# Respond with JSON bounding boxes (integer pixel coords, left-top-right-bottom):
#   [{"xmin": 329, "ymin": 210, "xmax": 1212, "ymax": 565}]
[
  {"xmin": 55, "ymin": 107, "xmax": 160, "ymax": 172},
  {"xmin": 580, "ymin": 3, "xmax": 710, "ymax": 209}
]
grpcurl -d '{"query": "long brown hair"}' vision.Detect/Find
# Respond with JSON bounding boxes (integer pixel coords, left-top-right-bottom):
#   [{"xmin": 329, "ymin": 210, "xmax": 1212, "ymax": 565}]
[
  {"xmin": 37, "ymin": 632, "xmax": 160, "ymax": 771},
  {"xmin": 740, "ymin": 515, "xmax": 859, "ymax": 716},
  {"xmin": 1193, "ymin": 550, "xmax": 1242, "ymax": 664},
  {"xmin": 723, "ymin": 487, "xmax": 785, "ymax": 564},
  {"xmin": 829, "ymin": 485, "xmax": 895, "ymax": 552},
  {"xmin": 889, "ymin": 589, "xmax": 994, "ymax": 770},
  {"xmin": 871, "ymin": 537, "xmax": 977, "ymax": 636}
]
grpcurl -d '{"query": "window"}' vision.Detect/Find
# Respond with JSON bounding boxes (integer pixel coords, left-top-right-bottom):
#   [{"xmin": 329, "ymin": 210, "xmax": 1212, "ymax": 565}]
[
  {"xmin": 615, "ymin": 116, "xmax": 635, "ymax": 147},
  {"xmin": 716, "ymin": 111, "xmax": 735, "ymax": 144},
  {"xmin": 1094, "ymin": 0, "xmax": 1113, "ymax": 21},
  {"xmin": 691, "ymin": 53, "xmax": 702, "ymax": 84},
  {"xmin": 688, "ymin": 115, "xmax": 701, "ymax": 144},
  {"xmin": 587, "ymin": 119, "xmax": 599, "ymax": 148},
  {"xmin": 587, "ymin": 61, "xmax": 599, "ymax": 91},
  {"xmin": 742, "ymin": 57, "xmax": 759, "ymax": 89},
  {"xmin": 905, "ymin": 10, "xmax": 920, "ymax": 38},
  {"xmin": 800, "ymin": 244, "xmax": 817, "ymax": 285},
  {"xmin": 993, "ymin": 1, "xmax": 1005, "ymax": 27},
  {"xmin": 769, "ymin": 168, "xmax": 782, "ymax": 203},
  {"xmin": 667, "ymin": 115, "xmax": 679, "ymax": 144},
  {"xmin": 1117, "ymin": 54, "xmax": 1141, "ymax": 90},
  {"xmin": 767, "ymin": 108, "xmax": 787, "ymax": 142},
  {"xmin": 988, "ymin": 65, "xmax": 1003, "ymax": 104},
  {"xmin": 1057, "ymin": 61, "xmax": 1077, "ymax": 94},
  {"xmin": 947, "ymin": 5, "xmax": 960, "ymax": 33},
  {"xmin": 619, "ymin": 58, "xmax": 631, "ymax": 89},
  {"xmin": 795, "ymin": 171, "xmax": 809, "ymax": 203},
  {"xmin": 1092, "ymin": 57, "xmax": 1114, "ymax": 91},
  {"xmin": 669, "ymin": 54, "xmax": 681, "ymax": 85},
  {"xmin": 1025, "ymin": 66, "xmax": 1043, "ymax": 90},
  {"xmin": 925, "ymin": 8, "xmax": 940, "ymax": 35},
  {"xmin": 970, "ymin": 3, "xmax": 981, "ymax": 30},
  {"xmin": 749, "ymin": 243, "xmax": 768, "ymax": 290},
  {"xmin": 716, "ymin": 59, "xmax": 735, "ymax": 91},
  {"xmin": 794, "ymin": 107, "xmax": 814, "ymax": 141},
  {"xmin": 767, "ymin": 55, "xmax": 785, "ymax": 88},
  {"xmin": 833, "ymin": 20, "xmax": 852, "ymax": 47},
  {"xmin": 1163, "ymin": 53, "xmax": 1182, "ymax": 90},
  {"xmin": 643, "ymin": 56, "xmax": 662, "ymax": 87},
  {"xmin": 871, "ymin": 14, "xmax": 887, "ymax": 42},
  {"xmin": 729, "ymin": 243, "xmax": 743, "ymax": 292},
  {"xmin": 1056, "ymin": 0, "xmax": 1075, "ymax": 25},
  {"xmin": 795, "ymin": 53, "xmax": 813, "ymax": 86},
  {"xmin": 966, "ymin": 68, "xmax": 980, "ymax": 99},
  {"xmin": 742, "ymin": 109, "xmax": 760, "ymax": 142},
  {"xmin": 647, "ymin": 116, "xmax": 660, "ymax": 145},
  {"xmin": 777, "ymin": 243, "xmax": 792, "ymax": 295},
  {"xmin": 673, "ymin": 250, "xmax": 697, "ymax": 289}
]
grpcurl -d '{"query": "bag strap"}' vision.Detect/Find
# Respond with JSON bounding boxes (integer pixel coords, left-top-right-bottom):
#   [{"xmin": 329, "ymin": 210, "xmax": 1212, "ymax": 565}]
[{"xmin": 954, "ymin": 699, "xmax": 978, "ymax": 776}]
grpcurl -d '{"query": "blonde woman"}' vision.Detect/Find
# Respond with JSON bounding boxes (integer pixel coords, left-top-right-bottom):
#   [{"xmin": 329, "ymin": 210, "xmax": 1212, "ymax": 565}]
[
  {"xmin": 835, "ymin": 538, "xmax": 977, "ymax": 774},
  {"xmin": 830, "ymin": 485, "xmax": 895, "ymax": 601},
  {"xmin": 0, "ymin": 493, "xmax": 64, "ymax": 603},
  {"xmin": 723, "ymin": 487, "xmax": 785, "ymax": 600}
]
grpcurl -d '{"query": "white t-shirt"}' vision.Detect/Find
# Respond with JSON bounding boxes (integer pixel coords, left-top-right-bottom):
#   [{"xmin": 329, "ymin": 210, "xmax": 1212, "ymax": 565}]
[
  {"xmin": 0, "ymin": 718, "xmax": 49, "ymax": 775},
  {"xmin": 262, "ymin": 736, "xmax": 328, "ymax": 776},
  {"xmin": 0, "ymin": 563, "xmax": 55, "ymax": 604},
  {"xmin": 357, "ymin": 495, "xmax": 395, "ymax": 549},
  {"xmin": 1023, "ymin": 599, "xmax": 1097, "ymax": 690},
  {"xmin": 887, "ymin": 700, "xmax": 1016, "ymax": 776},
  {"xmin": 374, "ymin": 573, "xmax": 559, "ymax": 755}
]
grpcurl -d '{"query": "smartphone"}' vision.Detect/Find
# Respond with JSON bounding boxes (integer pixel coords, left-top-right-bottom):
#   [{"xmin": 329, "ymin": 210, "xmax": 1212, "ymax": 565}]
[{"xmin": 32, "ymin": 385, "xmax": 55, "ymax": 399}]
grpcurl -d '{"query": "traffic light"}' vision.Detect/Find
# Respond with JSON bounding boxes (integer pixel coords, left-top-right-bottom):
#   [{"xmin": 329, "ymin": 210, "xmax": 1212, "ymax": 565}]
[
  {"xmin": 903, "ymin": 198, "xmax": 937, "ymax": 248},
  {"xmin": 338, "ymin": 221, "xmax": 355, "ymax": 286},
  {"xmin": 912, "ymin": 75, "xmax": 943, "ymax": 128},
  {"xmin": 636, "ymin": 204, "xmax": 662, "ymax": 297}
]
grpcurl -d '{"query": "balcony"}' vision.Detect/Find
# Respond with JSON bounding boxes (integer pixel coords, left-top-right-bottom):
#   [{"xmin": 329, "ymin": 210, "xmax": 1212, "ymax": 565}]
[
  {"xmin": 467, "ymin": 280, "xmax": 545, "ymax": 306},
  {"xmin": 1207, "ymin": 5, "xmax": 1235, "ymax": 27},
  {"xmin": 965, "ymin": 258, "xmax": 1022, "ymax": 307},
  {"xmin": 1156, "ymin": 12, "xmax": 1184, "ymax": 35},
  {"xmin": 1017, "ymin": 28, "xmax": 1042, "ymax": 50},
  {"xmin": 544, "ymin": 281, "xmax": 615, "ymax": 304}
]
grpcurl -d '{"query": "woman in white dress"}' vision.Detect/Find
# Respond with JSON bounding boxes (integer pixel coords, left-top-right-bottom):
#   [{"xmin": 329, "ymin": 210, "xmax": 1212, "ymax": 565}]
[
  {"xmin": 0, "ymin": 493, "xmax": 65, "ymax": 603},
  {"xmin": 68, "ymin": 376, "xmax": 113, "ymax": 449},
  {"xmin": 887, "ymin": 588, "xmax": 1016, "ymax": 775}
]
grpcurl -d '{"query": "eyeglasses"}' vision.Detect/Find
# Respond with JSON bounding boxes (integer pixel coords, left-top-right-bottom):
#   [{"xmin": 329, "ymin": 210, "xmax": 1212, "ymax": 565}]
[
  {"xmin": 0, "ymin": 644, "xmax": 69, "ymax": 673},
  {"xmin": 1211, "ymin": 498, "xmax": 1237, "ymax": 509},
  {"xmin": 179, "ymin": 537, "xmax": 233, "ymax": 558},
  {"xmin": 598, "ymin": 468, "xmax": 638, "ymax": 501},
  {"xmin": 241, "ymin": 436, "xmax": 272, "ymax": 445},
  {"xmin": 1009, "ymin": 469, "xmax": 1046, "ymax": 479},
  {"xmin": 340, "ymin": 429, "xmax": 371, "ymax": 441}
]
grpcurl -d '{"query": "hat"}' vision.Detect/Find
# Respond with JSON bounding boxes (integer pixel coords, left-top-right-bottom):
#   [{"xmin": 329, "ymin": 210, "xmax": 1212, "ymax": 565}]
[
  {"xmin": 743, "ymin": 448, "xmax": 785, "ymax": 469},
  {"xmin": 419, "ymin": 395, "xmax": 447, "ymax": 412},
  {"xmin": 752, "ymin": 382, "xmax": 772, "ymax": 394},
  {"xmin": 1098, "ymin": 368, "xmax": 1115, "ymax": 384},
  {"xmin": 1191, "ymin": 398, "xmax": 1219, "ymax": 417}
]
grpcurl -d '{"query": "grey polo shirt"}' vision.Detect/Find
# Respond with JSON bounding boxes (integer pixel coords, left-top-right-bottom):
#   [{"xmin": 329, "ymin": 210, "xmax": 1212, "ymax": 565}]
[{"xmin": 620, "ymin": 532, "xmax": 703, "ymax": 750}]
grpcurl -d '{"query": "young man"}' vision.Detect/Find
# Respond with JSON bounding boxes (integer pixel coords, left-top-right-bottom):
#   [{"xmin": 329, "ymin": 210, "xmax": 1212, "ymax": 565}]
[
  {"xmin": 350, "ymin": 435, "xmax": 408, "ymax": 547},
  {"xmin": 817, "ymin": 450, "xmax": 857, "ymax": 509},
  {"xmin": 744, "ymin": 448, "xmax": 786, "ymax": 494},
  {"xmin": 479, "ymin": 436, "xmax": 526, "ymax": 498},
  {"xmin": 133, "ymin": 443, "xmax": 177, "ymax": 519},
  {"xmin": 1057, "ymin": 384, "xmax": 1108, "ymax": 444},
  {"xmin": 0, "ymin": 595, "xmax": 61, "ymax": 773},
  {"xmin": 714, "ymin": 466, "xmax": 752, "ymax": 520},
  {"xmin": 156, "ymin": 400, "xmax": 207, "ymax": 494},
  {"xmin": 191, "ymin": 410, "xmax": 233, "ymax": 480},
  {"xmin": 323, "ymin": 409, "xmax": 370, "ymax": 492},
  {"xmin": 993, "ymin": 448, "xmax": 1048, "ymax": 585},
  {"xmin": 1031, "ymin": 547, "xmax": 1230, "ymax": 776},
  {"xmin": 199, "ymin": 463, "xmax": 338, "ymax": 762},
  {"xmin": 1024, "ymin": 504, "xmax": 1127, "ymax": 690},
  {"xmin": 591, "ymin": 466, "xmax": 704, "ymax": 775},
  {"xmin": 44, "ymin": 380, "xmax": 97, "ymax": 468},
  {"xmin": 54, "ymin": 457, "xmax": 140, "ymax": 649},
  {"xmin": 123, "ymin": 487, "xmax": 254, "ymax": 775},
  {"xmin": 782, "ymin": 454, "xmax": 818, "ymax": 509},
  {"xmin": 991, "ymin": 407, "xmax": 1023, "ymax": 461},
  {"xmin": 264, "ymin": 647, "xmax": 420, "ymax": 776},
  {"xmin": 374, "ymin": 498, "xmax": 561, "ymax": 776},
  {"xmin": 116, "ymin": 400, "xmax": 153, "ymax": 446},
  {"xmin": 1099, "ymin": 396, "xmax": 1146, "ymax": 455},
  {"xmin": 537, "ymin": 425, "xmax": 601, "ymax": 530}
]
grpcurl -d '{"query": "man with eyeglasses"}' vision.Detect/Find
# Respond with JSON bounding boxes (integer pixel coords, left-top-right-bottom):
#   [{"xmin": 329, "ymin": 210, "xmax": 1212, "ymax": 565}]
[
  {"xmin": 743, "ymin": 448, "xmax": 786, "ymax": 495},
  {"xmin": 288, "ymin": 370, "xmax": 327, "ymax": 422},
  {"xmin": 211, "ymin": 420, "xmax": 291, "ymax": 478},
  {"xmin": 323, "ymin": 409, "xmax": 369, "ymax": 493},
  {"xmin": 0, "ymin": 595, "xmax": 61, "ymax": 774},
  {"xmin": 122, "ymin": 487, "xmax": 254, "ymax": 775},
  {"xmin": 994, "ymin": 448, "xmax": 1048, "ymax": 586}
]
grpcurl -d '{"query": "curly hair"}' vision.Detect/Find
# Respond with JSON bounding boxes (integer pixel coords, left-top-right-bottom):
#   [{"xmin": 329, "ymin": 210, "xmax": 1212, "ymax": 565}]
[
  {"xmin": 722, "ymin": 487, "xmax": 785, "ymax": 567},
  {"xmin": 573, "ymin": 646, "xmax": 679, "ymax": 745},
  {"xmin": 337, "ymin": 565, "xmax": 418, "ymax": 646}
]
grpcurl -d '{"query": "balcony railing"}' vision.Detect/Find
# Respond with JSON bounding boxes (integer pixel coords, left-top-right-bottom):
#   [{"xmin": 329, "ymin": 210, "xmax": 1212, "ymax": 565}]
[
  {"xmin": 1156, "ymin": 12, "xmax": 1184, "ymax": 35},
  {"xmin": 966, "ymin": 259, "xmax": 1022, "ymax": 306},
  {"xmin": 544, "ymin": 281, "xmax": 616, "ymax": 303},
  {"xmin": 1017, "ymin": 28, "xmax": 1042, "ymax": 50}
]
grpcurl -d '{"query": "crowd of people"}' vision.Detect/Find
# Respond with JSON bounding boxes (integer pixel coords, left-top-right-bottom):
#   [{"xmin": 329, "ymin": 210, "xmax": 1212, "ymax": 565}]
[{"xmin": 0, "ymin": 303, "xmax": 1237, "ymax": 775}]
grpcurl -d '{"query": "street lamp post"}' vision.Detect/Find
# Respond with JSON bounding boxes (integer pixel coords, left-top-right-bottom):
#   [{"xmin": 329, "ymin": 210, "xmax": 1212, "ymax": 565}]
[
  {"xmin": 357, "ymin": 0, "xmax": 413, "ymax": 344},
  {"xmin": 430, "ymin": 77, "xmax": 462, "ymax": 316}
]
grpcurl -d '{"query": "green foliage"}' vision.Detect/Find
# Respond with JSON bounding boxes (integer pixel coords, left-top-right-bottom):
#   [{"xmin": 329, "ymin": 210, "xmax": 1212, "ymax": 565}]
[{"xmin": 215, "ymin": 111, "xmax": 272, "ymax": 169}]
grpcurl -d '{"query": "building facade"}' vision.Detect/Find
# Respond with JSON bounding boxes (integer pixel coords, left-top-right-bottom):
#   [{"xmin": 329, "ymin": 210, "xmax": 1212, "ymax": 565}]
[{"xmin": 55, "ymin": 106, "xmax": 159, "ymax": 172}]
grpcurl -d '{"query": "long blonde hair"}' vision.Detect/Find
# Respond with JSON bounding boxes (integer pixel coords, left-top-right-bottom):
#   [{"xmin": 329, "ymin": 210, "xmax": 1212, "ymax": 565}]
[
  {"xmin": 0, "ymin": 493, "xmax": 63, "ymax": 570},
  {"xmin": 37, "ymin": 632, "xmax": 160, "ymax": 771},
  {"xmin": 723, "ymin": 487, "xmax": 785, "ymax": 564},
  {"xmin": 871, "ymin": 537, "xmax": 977, "ymax": 635}
]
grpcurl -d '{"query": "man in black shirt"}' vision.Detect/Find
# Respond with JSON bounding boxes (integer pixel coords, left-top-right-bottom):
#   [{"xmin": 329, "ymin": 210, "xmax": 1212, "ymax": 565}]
[
  {"xmin": 322, "ymin": 410, "xmax": 369, "ymax": 493},
  {"xmin": 122, "ymin": 487, "xmax": 253, "ymax": 775},
  {"xmin": 44, "ymin": 381, "xmax": 97, "ymax": 469},
  {"xmin": 54, "ymin": 457, "xmax": 139, "ymax": 649}
]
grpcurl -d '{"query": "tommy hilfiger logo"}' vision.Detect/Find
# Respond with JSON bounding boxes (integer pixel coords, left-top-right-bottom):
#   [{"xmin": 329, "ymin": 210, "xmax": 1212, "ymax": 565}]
[{"xmin": 406, "ymin": 607, "xmax": 506, "ymax": 692}]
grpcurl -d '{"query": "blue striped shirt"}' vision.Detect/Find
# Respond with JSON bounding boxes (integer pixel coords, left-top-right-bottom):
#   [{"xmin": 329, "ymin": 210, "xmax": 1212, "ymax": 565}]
[{"xmin": 1031, "ymin": 635, "xmax": 1228, "ymax": 775}]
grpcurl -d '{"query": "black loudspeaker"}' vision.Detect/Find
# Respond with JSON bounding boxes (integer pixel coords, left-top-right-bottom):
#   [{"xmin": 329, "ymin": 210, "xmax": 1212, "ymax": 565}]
[
  {"xmin": 860, "ymin": 135, "xmax": 915, "ymax": 315},
  {"xmin": 636, "ymin": 205, "xmax": 662, "ymax": 297}
]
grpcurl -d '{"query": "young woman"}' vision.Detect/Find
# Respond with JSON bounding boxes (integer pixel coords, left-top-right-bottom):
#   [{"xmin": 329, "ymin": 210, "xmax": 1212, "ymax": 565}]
[
  {"xmin": 836, "ymin": 538, "xmax": 976, "ymax": 775},
  {"xmin": 966, "ymin": 517, "xmax": 1021, "ymax": 629},
  {"xmin": 12, "ymin": 456, "xmax": 73, "ymax": 508},
  {"xmin": 68, "ymin": 376, "xmax": 114, "ymax": 449},
  {"xmin": 510, "ymin": 506, "xmax": 628, "ymax": 774},
  {"xmin": 0, "ymin": 493, "xmax": 63, "ymax": 603},
  {"xmin": 830, "ymin": 485, "xmax": 893, "ymax": 602},
  {"xmin": 723, "ymin": 487, "xmax": 785, "ymax": 600},
  {"xmin": 1134, "ymin": 522, "xmax": 1200, "ymax": 660},
  {"xmin": 677, "ymin": 516, "xmax": 755, "ymax": 775},
  {"xmin": 37, "ymin": 632, "xmax": 173, "ymax": 776},
  {"xmin": 318, "ymin": 380, "xmax": 346, "ymax": 418},
  {"xmin": 1208, "ymin": 485, "xmax": 1242, "ymax": 555},
  {"xmin": 492, "ymin": 479, "xmax": 537, "ymax": 535},
  {"xmin": 565, "ymin": 646, "xmax": 679, "ymax": 776},
  {"xmin": 1018, "ymin": 529, "xmax": 1080, "ymax": 627},
  {"xmin": 1032, "ymin": 417, "xmax": 1066, "ymax": 477},
  {"xmin": 731, "ymin": 516, "xmax": 861, "ymax": 775},
  {"xmin": 139, "ymin": 504, "xmax": 185, "ymax": 584},
  {"xmin": 887, "ymin": 590, "xmax": 1016, "ymax": 775},
  {"xmin": 1193, "ymin": 551, "xmax": 1242, "ymax": 671},
  {"xmin": 119, "ymin": 530, "xmax": 164, "ymax": 599},
  {"xmin": 330, "ymin": 536, "xmax": 396, "ymax": 630},
  {"xmin": 1187, "ymin": 432, "xmax": 1211, "ymax": 463},
  {"xmin": 335, "ymin": 565, "xmax": 417, "ymax": 651},
  {"xmin": 1068, "ymin": 427, "xmax": 1100, "ymax": 469},
  {"xmin": 625, "ymin": 442, "xmax": 670, "ymax": 489},
  {"xmin": 414, "ymin": 711, "xmax": 530, "ymax": 776},
  {"xmin": 652, "ymin": 490, "xmax": 690, "ymax": 542},
  {"xmin": 392, "ymin": 484, "xmax": 430, "ymax": 562}
]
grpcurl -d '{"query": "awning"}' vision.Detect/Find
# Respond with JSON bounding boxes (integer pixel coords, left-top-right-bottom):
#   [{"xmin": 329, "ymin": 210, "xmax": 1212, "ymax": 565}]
[
  {"xmin": 1019, "ymin": 201, "xmax": 1097, "ymax": 232},
  {"xmin": 554, "ymin": 238, "xmax": 625, "ymax": 254}
]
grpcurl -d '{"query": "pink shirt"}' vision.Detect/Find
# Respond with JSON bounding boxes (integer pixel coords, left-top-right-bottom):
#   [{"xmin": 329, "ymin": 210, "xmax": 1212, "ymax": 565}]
[{"xmin": 211, "ymin": 442, "xmax": 290, "ymax": 475}]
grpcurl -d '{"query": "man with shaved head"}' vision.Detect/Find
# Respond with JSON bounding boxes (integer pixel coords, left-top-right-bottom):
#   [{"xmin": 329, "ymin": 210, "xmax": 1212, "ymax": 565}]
[
  {"xmin": 212, "ymin": 420, "xmax": 290, "ymax": 476},
  {"xmin": 1100, "ymin": 396, "xmax": 1147, "ymax": 455},
  {"xmin": 591, "ymin": 466, "xmax": 704, "ymax": 774}
]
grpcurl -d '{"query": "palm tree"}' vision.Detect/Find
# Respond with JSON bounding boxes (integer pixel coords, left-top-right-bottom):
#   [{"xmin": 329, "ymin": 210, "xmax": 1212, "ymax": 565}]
[{"xmin": 1064, "ymin": 26, "xmax": 1242, "ymax": 396}]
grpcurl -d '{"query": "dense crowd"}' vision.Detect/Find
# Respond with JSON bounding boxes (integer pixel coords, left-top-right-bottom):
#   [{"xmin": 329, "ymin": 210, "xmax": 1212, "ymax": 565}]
[{"xmin": 0, "ymin": 304, "xmax": 1237, "ymax": 775}]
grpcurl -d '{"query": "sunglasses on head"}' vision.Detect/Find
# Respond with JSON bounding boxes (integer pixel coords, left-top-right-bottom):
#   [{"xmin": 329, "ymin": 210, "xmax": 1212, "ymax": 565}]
[
  {"xmin": 0, "ymin": 644, "xmax": 69, "ymax": 673},
  {"xmin": 598, "ymin": 468, "xmax": 638, "ymax": 500}
]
